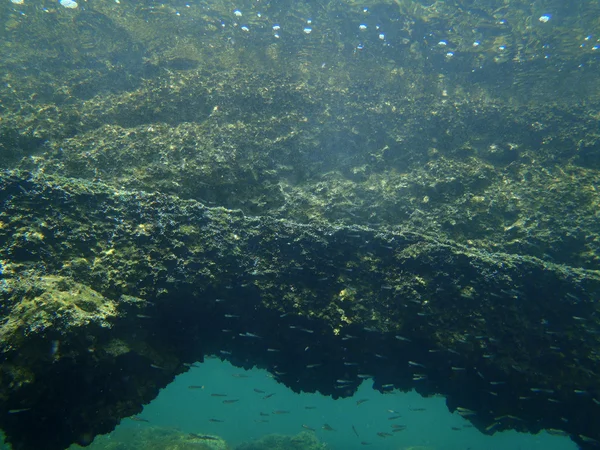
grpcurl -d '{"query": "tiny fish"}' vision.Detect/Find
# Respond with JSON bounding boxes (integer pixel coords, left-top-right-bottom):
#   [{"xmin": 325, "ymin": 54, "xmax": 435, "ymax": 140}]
[
  {"xmin": 267, "ymin": 348, "xmax": 280, "ymax": 352},
  {"xmin": 208, "ymin": 418, "xmax": 224, "ymax": 423},
  {"xmin": 456, "ymin": 407, "xmax": 476, "ymax": 416},
  {"xmin": 263, "ymin": 393, "xmax": 275, "ymax": 399},
  {"xmin": 322, "ymin": 423, "xmax": 336, "ymax": 431},
  {"xmin": 352, "ymin": 425, "xmax": 360, "ymax": 437},
  {"xmin": 231, "ymin": 373, "xmax": 249, "ymax": 378},
  {"xmin": 136, "ymin": 314, "xmax": 152, "ymax": 319},
  {"xmin": 222, "ymin": 399, "xmax": 239, "ymax": 404},
  {"xmin": 357, "ymin": 374, "xmax": 373, "ymax": 379},
  {"xmin": 395, "ymin": 335, "xmax": 411, "ymax": 342},
  {"xmin": 579, "ymin": 435, "xmax": 600, "ymax": 445},
  {"xmin": 409, "ymin": 408, "xmax": 426, "ymax": 411},
  {"xmin": 408, "ymin": 361, "xmax": 426, "ymax": 368},
  {"xmin": 188, "ymin": 385, "xmax": 204, "ymax": 389},
  {"xmin": 273, "ymin": 410, "xmax": 290, "ymax": 414},
  {"xmin": 495, "ymin": 415, "xmax": 522, "ymax": 421},
  {"xmin": 305, "ymin": 406, "xmax": 317, "ymax": 409},
  {"xmin": 485, "ymin": 423, "xmax": 499, "ymax": 432},
  {"xmin": 377, "ymin": 432, "xmax": 392, "ymax": 438},
  {"xmin": 361, "ymin": 442, "xmax": 371, "ymax": 446},
  {"xmin": 7, "ymin": 408, "xmax": 31, "ymax": 414},
  {"xmin": 547, "ymin": 429, "xmax": 568, "ymax": 436},
  {"xmin": 130, "ymin": 416, "xmax": 149, "ymax": 423},
  {"xmin": 356, "ymin": 399, "xmax": 369, "ymax": 405},
  {"xmin": 211, "ymin": 393, "xmax": 228, "ymax": 397},
  {"xmin": 239, "ymin": 332, "xmax": 262, "ymax": 338},
  {"xmin": 254, "ymin": 388, "xmax": 265, "ymax": 393},
  {"xmin": 530, "ymin": 388, "xmax": 554, "ymax": 394},
  {"xmin": 302, "ymin": 424, "xmax": 316, "ymax": 431},
  {"xmin": 259, "ymin": 412, "xmax": 270, "ymax": 416},
  {"xmin": 189, "ymin": 433, "xmax": 218, "ymax": 440},
  {"xmin": 388, "ymin": 415, "xmax": 402, "ymax": 420},
  {"xmin": 451, "ymin": 427, "xmax": 461, "ymax": 431},
  {"xmin": 224, "ymin": 314, "xmax": 239, "ymax": 318},
  {"xmin": 391, "ymin": 424, "xmax": 406, "ymax": 429},
  {"xmin": 306, "ymin": 364, "xmax": 322, "ymax": 369}
]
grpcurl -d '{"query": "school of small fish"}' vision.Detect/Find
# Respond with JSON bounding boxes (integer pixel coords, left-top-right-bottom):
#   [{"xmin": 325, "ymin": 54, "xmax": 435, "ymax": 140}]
[{"xmin": 133, "ymin": 286, "xmax": 600, "ymax": 447}]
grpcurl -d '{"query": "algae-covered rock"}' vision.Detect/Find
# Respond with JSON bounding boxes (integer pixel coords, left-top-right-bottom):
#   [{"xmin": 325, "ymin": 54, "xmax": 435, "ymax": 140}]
[
  {"xmin": 235, "ymin": 431, "xmax": 328, "ymax": 450},
  {"xmin": 0, "ymin": 275, "xmax": 117, "ymax": 353},
  {"xmin": 1, "ymin": 170, "xmax": 600, "ymax": 450},
  {"xmin": 71, "ymin": 426, "xmax": 229, "ymax": 450}
]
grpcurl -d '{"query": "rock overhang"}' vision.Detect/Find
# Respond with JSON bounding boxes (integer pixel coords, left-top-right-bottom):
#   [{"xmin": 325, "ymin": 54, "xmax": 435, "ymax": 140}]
[{"xmin": 0, "ymin": 171, "xmax": 599, "ymax": 449}]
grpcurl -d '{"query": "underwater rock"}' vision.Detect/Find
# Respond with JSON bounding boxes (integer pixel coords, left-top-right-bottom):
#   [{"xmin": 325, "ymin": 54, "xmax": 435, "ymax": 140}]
[
  {"xmin": 71, "ymin": 426, "xmax": 229, "ymax": 450},
  {"xmin": 235, "ymin": 431, "xmax": 327, "ymax": 450},
  {"xmin": 0, "ymin": 171, "xmax": 599, "ymax": 449}
]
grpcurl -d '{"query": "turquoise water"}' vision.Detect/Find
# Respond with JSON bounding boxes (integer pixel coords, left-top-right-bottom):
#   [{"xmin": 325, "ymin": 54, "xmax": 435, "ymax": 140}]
[{"xmin": 123, "ymin": 358, "xmax": 578, "ymax": 450}]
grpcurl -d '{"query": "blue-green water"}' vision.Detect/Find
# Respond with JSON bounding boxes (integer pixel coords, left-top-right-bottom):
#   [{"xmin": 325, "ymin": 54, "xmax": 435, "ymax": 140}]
[{"xmin": 115, "ymin": 358, "xmax": 577, "ymax": 450}]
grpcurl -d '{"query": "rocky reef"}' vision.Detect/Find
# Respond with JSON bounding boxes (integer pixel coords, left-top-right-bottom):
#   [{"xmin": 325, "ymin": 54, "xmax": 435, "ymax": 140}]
[
  {"xmin": 71, "ymin": 426, "xmax": 229, "ymax": 450},
  {"xmin": 1, "ymin": 0, "xmax": 600, "ymax": 449},
  {"xmin": 1, "ymin": 170, "xmax": 599, "ymax": 449}
]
